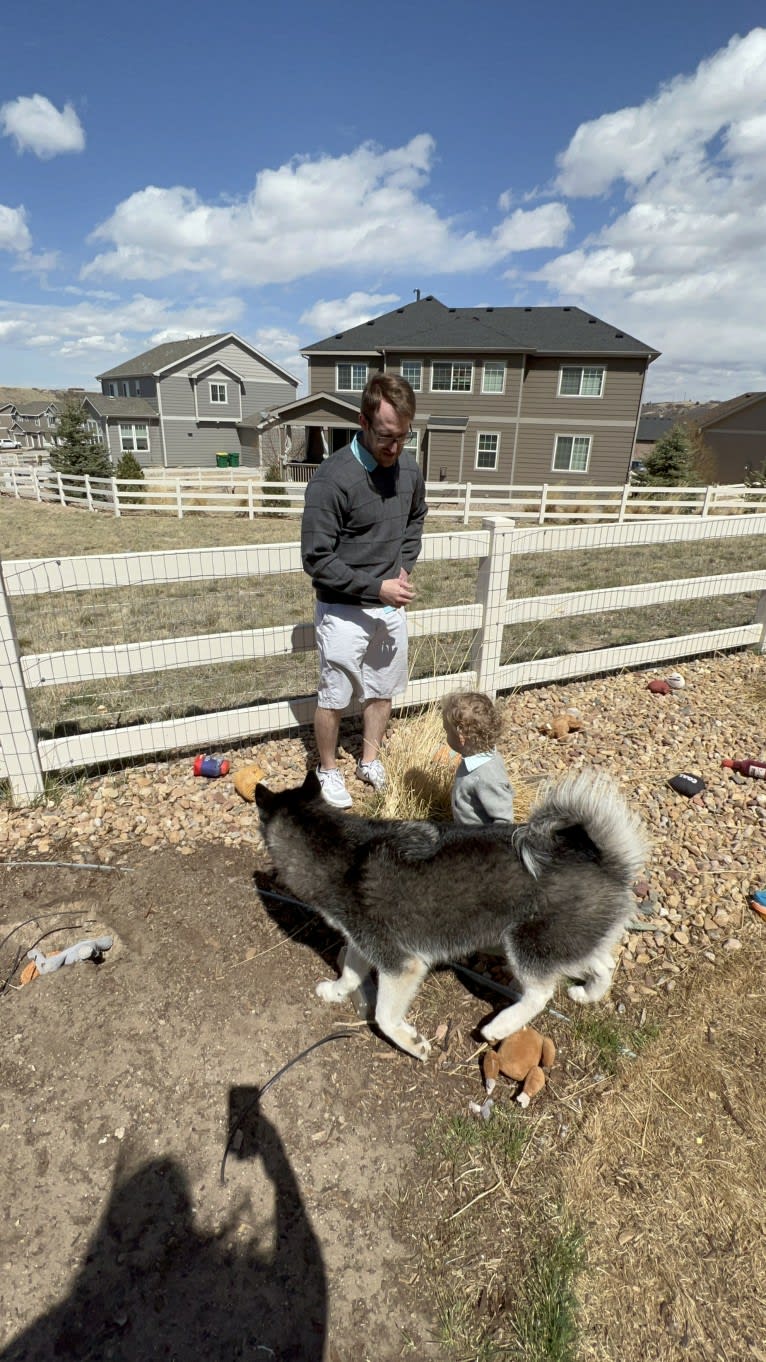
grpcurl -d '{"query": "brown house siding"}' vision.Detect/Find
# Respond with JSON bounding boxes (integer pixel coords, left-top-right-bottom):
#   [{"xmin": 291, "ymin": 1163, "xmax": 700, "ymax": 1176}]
[
  {"xmin": 513, "ymin": 425, "xmax": 635, "ymax": 483},
  {"xmin": 520, "ymin": 356, "xmax": 646, "ymax": 422}
]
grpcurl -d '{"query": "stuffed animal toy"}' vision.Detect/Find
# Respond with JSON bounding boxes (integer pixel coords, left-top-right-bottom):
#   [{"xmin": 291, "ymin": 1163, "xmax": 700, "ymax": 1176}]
[
  {"xmin": 482, "ymin": 1026, "xmax": 556, "ymax": 1107},
  {"xmin": 233, "ymin": 764, "xmax": 266, "ymax": 802},
  {"xmin": 539, "ymin": 709, "xmax": 583, "ymax": 740},
  {"xmin": 432, "ymin": 743, "xmax": 461, "ymax": 768}
]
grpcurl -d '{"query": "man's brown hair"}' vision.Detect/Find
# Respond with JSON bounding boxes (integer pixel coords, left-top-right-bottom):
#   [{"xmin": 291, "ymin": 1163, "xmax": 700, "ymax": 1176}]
[{"xmin": 360, "ymin": 372, "xmax": 416, "ymax": 424}]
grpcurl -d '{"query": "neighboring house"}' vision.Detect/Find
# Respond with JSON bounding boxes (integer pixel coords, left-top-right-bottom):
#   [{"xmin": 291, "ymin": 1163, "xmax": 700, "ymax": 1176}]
[
  {"xmin": 0, "ymin": 387, "xmax": 62, "ymax": 451},
  {"xmin": 634, "ymin": 394, "xmax": 766, "ymax": 481},
  {"xmin": 262, "ymin": 295, "xmax": 659, "ymax": 485},
  {"xmin": 83, "ymin": 334, "xmax": 298, "ymax": 469}
]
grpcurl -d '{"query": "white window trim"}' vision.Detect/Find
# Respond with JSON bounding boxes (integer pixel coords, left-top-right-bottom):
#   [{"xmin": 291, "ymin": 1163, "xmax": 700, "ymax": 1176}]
[
  {"xmin": 119, "ymin": 422, "xmax": 150, "ymax": 453},
  {"xmin": 430, "ymin": 359, "xmax": 474, "ymax": 394},
  {"xmin": 481, "ymin": 362, "xmax": 506, "ymax": 395},
  {"xmin": 400, "ymin": 360, "xmax": 422, "ymax": 391},
  {"xmin": 336, "ymin": 361, "xmax": 369, "ymax": 392},
  {"xmin": 552, "ymin": 433, "xmax": 592, "ymax": 474},
  {"xmin": 557, "ymin": 365, "xmax": 605, "ymax": 398},
  {"xmin": 210, "ymin": 381, "xmax": 228, "ymax": 404},
  {"xmin": 475, "ymin": 431, "xmax": 500, "ymax": 471},
  {"xmin": 403, "ymin": 428, "xmax": 419, "ymax": 456}
]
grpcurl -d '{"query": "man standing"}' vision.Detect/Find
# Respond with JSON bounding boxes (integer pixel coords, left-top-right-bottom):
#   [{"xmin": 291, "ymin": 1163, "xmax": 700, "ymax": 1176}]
[{"xmin": 301, "ymin": 372, "xmax": 427, "ymax": 807}]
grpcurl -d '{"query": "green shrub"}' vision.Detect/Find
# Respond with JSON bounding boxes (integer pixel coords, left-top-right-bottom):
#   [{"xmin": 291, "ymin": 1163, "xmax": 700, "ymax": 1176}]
[{"xmin": 115, "ymin": 450, "xmax": 145, "ymax": 503}]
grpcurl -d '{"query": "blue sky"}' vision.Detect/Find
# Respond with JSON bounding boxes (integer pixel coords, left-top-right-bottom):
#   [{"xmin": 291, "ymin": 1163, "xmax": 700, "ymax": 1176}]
[{"xmin": 2, "ymin": 0, "xmax": 766, "ymax": 400}]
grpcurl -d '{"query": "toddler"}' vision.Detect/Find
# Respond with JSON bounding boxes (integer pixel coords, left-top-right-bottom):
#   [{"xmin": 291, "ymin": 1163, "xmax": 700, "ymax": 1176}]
[{"xmin": 441, "ymin": 691, "xmax": 515, "ymax": 827}]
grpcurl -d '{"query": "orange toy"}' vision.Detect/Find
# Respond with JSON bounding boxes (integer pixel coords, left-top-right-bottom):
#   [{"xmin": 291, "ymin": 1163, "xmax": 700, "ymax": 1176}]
[
  {"xmin": 233, "ymin": 764, "xmax": 266, "ymax": 802},
  {"xmin": 432, "ymin": 743, "xmax": 461, "ymax": 768},
  {"xmin": 482, "ymin": 1026, "xmax": 556, "ymax": 1107}
]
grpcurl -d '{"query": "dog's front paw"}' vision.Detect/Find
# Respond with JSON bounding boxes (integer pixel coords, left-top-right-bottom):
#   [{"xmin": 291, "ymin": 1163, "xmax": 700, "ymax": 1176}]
[
  {"xmin": 481, "ymin": 1019, "xmax": 507, "ymax": 1044},
  {"xmin": 407, "ymin": 1034, "xmax": 431, "ymax": 1062},
  {"xmin": 316, "ymin": 978, "xmax": 347, "ymax": 1003},
  {"xmin": 566, "ymin": 983, "xmax": 588, "ymax": 1004}
]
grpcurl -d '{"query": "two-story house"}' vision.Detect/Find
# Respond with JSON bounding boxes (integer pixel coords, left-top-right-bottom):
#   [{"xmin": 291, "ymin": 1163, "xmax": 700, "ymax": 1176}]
[
  {"xmin": 262, "ymin": 295, "xmax": 658, "ymax": 485},
  {"xmin": 0, "ymin": 388, "xmax": 61, "ymax": 452},
  {"xmin": 82, "ymin": 333, "xmax": 299, "ymax": 469}
]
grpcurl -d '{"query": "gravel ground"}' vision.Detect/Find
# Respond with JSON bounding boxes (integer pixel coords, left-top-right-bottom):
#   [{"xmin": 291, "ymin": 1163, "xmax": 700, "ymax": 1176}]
[{"xmin": 2, "ymin": 651, "xmax": 764, "ymax": 1007}]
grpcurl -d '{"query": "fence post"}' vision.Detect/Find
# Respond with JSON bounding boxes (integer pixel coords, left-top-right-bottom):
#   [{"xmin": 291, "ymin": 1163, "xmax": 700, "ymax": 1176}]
[
  {"xmin": 10, "ymin": 468, "xmax": 19, "ymax": 499},
  {"xmin": 111, "ymin": 476, "xmax": 121, "ymax": 518},
  {"xmin": 472, "ymin": 517, "xmax": 515, "ymax": 699},
  {"xmin": 247, "ymin": 480, "xmax": 254, "ymax": 520},
  {"xmin": 0, "ymin": 560, "xmax": 45, "ymax": 805},
  {"xmin": 57, "ymin": 471, "xmax": 65, "ymax": 506},
  {"xmin": 32, "ymin": 469, "xmax": 42, "ymax": 503},
  {"xmin": 754, "ymin": 592, "xmax": 766, "ymax": 653},
  {"xmin": 619, "ymin": 483, "xmax": 631, "ymax": 522},
  {"xmin": 538, "ymin": 484, "xmax": 549, "ymax": 525},
  {"xmin": 176, "ymin": 480, "xmax": 183, "ymax": 520},
  {"xmin": 702, "ymin": 486, "xmax": 715, "ymax": 517},
  {"xmin": 462, "ymin": 482, "xmax": 472, "ymax": 526},
  {"xmin": 84, "ymin": 475, "xmax": 93, "ymax": 511}
]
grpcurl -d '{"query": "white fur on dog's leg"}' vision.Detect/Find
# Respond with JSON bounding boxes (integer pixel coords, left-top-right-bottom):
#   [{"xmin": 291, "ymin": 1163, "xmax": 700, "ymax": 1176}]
[
  {"xmin": 316, "ymin": 941, "xmax": 370, "ymax": 1005},
  {"xmin": 481, "ymin": 984, "xmax": 553, "ymax": 1043},
  {"xmin": 375, "ymin": 960, "xmax": 431, "ymax": 1061},
  {"xmin": 567, "ymin": 954, "xmax": 614, "ymax": 1004}
]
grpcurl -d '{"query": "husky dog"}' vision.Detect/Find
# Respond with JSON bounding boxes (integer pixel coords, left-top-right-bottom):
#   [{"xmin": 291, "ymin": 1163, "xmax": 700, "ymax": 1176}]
[{"xmin": 255, "ymin": 769, "xmax": 648, "ymax": 1061}]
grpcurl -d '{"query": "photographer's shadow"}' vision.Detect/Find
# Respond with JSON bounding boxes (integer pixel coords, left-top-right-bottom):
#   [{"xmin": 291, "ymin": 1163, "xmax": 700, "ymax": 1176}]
[{"xmin": 3, "ymin": 1110, "xmax": 326, "ymax": 1361}]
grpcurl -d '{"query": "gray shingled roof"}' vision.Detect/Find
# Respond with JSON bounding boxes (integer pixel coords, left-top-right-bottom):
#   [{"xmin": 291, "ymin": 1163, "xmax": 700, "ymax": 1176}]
[
  {"xmin": 636, "ymin": 416, "xmax": 675, "ymax": 443},
  {"xmin": 302, "ymin": 295, "xmax": 659, "ymax": 358},
  {"xmin": 0, "ymin": 386, "xmax": 63, "ymax": 413},
  {"xmin": 83, "ymin": 393, "xmax": 159, "ymax": 419},
  {"xmin": 96, "ymin": 335, "xmax": 229, "ymax": 380}
]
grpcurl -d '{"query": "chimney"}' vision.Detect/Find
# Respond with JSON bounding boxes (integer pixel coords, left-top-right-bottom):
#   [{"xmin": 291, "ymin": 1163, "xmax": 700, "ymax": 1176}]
[{"xmin": 413, "ymin": 288, "xmax": 421, "ymax": 301}]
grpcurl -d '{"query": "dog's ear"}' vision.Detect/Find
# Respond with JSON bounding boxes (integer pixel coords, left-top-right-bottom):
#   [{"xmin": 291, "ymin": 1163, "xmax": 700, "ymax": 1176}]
[
  {"xmin": 254, "ymin": 781, "xmax": 272, "ymax": 810},
  {"xmin": 302, "ymin": 770, "xmax": 322, "ymax": 799}
]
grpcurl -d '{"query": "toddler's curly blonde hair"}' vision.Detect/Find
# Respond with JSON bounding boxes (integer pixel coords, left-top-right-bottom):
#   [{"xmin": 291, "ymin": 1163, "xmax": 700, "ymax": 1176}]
[{"xmin": 441, "ymin": 691, "xmax": 503, "ymax": 752}]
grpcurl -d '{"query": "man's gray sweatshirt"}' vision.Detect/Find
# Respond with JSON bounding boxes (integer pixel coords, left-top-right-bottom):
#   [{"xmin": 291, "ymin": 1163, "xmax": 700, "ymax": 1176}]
[{"xmin": 301, "ymin": 444, "xmax": 427, "ymax": 606}]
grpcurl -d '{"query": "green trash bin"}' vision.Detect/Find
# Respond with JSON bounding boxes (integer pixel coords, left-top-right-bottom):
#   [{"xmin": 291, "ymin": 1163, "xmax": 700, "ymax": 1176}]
[
  {"xmin": 215, "ymin": 452, "xmax": 229, "ymax": 468},
  {"xmin": 227, "ymin": 451, "xmax": 240, "ymax": 467}
]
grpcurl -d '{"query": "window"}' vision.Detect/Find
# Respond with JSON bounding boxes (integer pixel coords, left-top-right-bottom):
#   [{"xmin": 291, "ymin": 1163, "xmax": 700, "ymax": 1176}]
[
  {"xmin": 401, "ymin": 360, "xmax": 422, "ymax": 391},
  {"xmin": 432, "ymin": 361, "xmax": 473, "ymax": 392},
  {"xmin": 119, "ymin": 423, "xmax": 149, "ymax": 453},
  {"xmin": 476, "ymin": 432, "xmax": 499, "ymax": 470},
  {"xmin": 210, "ymin": 382, "xmax": 227, "ymax": 403},
  {"xmin": 553, "ymin": 434, "xmax": 591, "ymax": 472},
  {"xmin": 108, "ymin": 382, "xmax": 117, "ymax": 396},
  {"xmin": 403, "ymin": 428, "xmax": 419, "ymax": 456},
  {"xmin": 558, "ymin": 365, "xmax": 604, "ymax": 397},
  {"xmin": 336, "ymin": 362, "xmax": 368, "ymax": 391},
  {"xmin": 121, "ymin": 382, "xmax": 129, "ymax": 397},
  {"xmin": 482, "ymin": 362, "xmax": 505, "ymax": 394},
  {"xmin": 132, "ymin": 381, "xmax": 141, "ymax": 396}
]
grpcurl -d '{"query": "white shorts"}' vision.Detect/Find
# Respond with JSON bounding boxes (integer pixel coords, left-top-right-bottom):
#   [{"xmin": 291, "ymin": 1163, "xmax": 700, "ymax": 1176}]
[{"xmin": 315, "ymin": 603, "xmax": 409, "ymax": 708}]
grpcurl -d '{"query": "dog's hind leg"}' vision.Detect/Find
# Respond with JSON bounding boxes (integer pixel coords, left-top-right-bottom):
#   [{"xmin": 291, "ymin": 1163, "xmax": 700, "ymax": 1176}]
[
  {"xmin": 481, "ymin": 979, "xmax": 555, "ymax": 1043},
  {"xmin": 316, "ymin": 941, "xmax": 370, "ymax": 1004},
  {"xmin": 375, "ymin": 958, "xmax": 431, "ymax": 1061}
]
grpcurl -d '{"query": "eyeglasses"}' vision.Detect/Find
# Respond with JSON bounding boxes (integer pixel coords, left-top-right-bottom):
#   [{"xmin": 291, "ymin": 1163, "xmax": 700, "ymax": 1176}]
[{"xmin": 366, "ymin": 422, "xmax": 413, "ymax": 448}]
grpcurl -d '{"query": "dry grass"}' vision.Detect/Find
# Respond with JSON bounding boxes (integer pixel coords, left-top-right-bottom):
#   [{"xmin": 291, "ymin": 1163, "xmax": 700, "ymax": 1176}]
[{"xmin": 558, "ymin": 930, "xmax": 766, "ymax": 1362}]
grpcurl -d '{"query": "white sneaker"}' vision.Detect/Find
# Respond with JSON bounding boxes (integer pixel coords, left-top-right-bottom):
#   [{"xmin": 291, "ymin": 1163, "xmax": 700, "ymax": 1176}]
[
  {"xmin": 316, "ymin": 766, "xmax": 352, "ymax": 808},
  {"xmin": 356, "ymin": 759, "xmax": 386, "ymax": 792}
]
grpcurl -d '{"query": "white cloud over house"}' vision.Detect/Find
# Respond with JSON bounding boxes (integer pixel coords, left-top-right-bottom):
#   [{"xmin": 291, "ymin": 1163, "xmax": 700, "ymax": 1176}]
[
  {"xmin": 81, "ymin": 135, "xmax": 572, "ymax": 286},
  {"xmin": 0, "ymin": 94, "xmax": 86, "ymax": 159},
  {"xmin": 540, "ymin": 27, "xmax": 766, "ymax": 397}
]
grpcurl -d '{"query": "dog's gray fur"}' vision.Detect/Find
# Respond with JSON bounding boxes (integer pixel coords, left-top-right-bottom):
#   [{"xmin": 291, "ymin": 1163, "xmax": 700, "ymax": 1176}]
[{"xmin": 255, "ymin": 768, "xmax": 648, "ymax": 1060}]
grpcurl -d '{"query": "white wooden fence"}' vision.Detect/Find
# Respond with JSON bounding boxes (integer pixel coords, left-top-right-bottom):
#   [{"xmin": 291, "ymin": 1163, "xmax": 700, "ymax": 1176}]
[
  {"xmin": 3, "ymin": 464, "xmax": 766, "ymax": 523},
  {"xmin": 2, "ymin": 514, "xmax": 765, "ymax": 805}
]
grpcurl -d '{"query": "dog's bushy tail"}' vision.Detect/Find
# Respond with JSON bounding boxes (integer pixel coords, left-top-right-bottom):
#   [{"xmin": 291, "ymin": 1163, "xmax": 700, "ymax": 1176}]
[{"xmin": 514, "ymin": 769, "xmax": 648, "ymax": 882}]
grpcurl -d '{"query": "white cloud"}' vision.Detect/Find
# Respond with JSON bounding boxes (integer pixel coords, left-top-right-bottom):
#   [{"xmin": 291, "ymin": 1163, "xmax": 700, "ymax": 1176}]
[
  {"xmin": 0, "ymin": 293, "xmax": 246, "ymax": 375},
  {"xmin": 0, "ymin": 204, "xmax": 32, "ymax": 253},
  {"xmin": 0, "ymin": 94, "xmax": 85, "ymax": 159},
  {"xmin": 81, "ymin": 136, "xmax": 571, "ymax": 286},
  {"xmin": 299, "ymin": 291, "xmax": 400, "ymax": 337},
  {"xmin": 538, "ymin": 27, "xmax": 766, "ymax": 398}
]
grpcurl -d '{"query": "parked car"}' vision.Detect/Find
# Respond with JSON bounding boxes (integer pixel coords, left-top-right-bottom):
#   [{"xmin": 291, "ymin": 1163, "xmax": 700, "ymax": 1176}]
[{"xmin": 0, "ymin": 437, "xmax": 21, "ymax": 449}]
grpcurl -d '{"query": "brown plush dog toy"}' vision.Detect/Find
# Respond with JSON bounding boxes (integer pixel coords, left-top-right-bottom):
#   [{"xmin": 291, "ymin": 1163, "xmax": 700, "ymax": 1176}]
[
  {"xmin": 482, "ymin": 1027, "xmax": 556, "ymax": 1107},
  {"xmin": 539, "ymin": 709, "xmax": 583, "ymax": 740}
]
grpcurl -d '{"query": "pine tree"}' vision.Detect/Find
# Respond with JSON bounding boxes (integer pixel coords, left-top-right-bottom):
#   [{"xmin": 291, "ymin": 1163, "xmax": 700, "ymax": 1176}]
[
  {"xmin": 632, "ymin": 422, "xmax": 706, "ymax": 487},
  {"xmin": 50, "ymin": 399, "xmax": 113, "ymax": 479}
]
